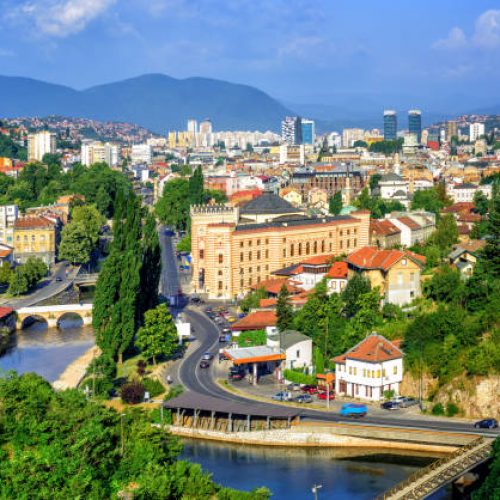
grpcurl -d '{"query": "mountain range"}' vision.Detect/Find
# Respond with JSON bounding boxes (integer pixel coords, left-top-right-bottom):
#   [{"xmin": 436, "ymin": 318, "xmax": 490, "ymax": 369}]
[
  {"xmin": 1, "ymin": 73, "xmax": 498, "ymax": 134},
  {"xmin": 0, "ymin": 74, "xmax": 292, "ymax": 133}
]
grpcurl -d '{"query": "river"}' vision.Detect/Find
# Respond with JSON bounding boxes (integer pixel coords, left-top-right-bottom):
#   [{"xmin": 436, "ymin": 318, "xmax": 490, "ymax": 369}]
[
  {"xmin": 0, "ymin": 318, "xmax": 95, "ymax": 382},
  {"xmin": 181, "ymin": 439, "xmax": 451, "ymax": 499}
]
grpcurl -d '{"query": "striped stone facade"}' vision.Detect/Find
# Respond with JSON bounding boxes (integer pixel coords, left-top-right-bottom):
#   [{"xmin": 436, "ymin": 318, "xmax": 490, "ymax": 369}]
[{"xmin": 191, "ymin": 204, "xmax": 370, "ymax": 300}]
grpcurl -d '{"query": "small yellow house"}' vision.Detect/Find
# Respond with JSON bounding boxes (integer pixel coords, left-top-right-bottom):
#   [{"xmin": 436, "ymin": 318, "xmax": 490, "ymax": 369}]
[
  {"xmin": 345, "ymin": 246, "xmax": 426, "ymax": 306},
  {"xmin": 279, "ymin": 187, "xmax": 303, "ymax": 208}
]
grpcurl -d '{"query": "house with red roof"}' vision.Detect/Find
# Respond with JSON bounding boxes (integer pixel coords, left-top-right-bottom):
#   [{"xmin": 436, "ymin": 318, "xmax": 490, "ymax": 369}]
[
  {"xmin": 325, "ymin": 261, "xmax": 348, "ymax": 294},
  {"xmin": 346, "ymin": 246, "xmax": 426, "ymax": 306},
  {"xmin": 231, "ymin": 310, "xmax": 277, "ymax": 337},
  {"xmin": 369, "ymin": 219, "xmax": 401, "ymax": 249},
  {"xmin": 333, "ymin": 333, "xmax": 404, "ymax": 401}
]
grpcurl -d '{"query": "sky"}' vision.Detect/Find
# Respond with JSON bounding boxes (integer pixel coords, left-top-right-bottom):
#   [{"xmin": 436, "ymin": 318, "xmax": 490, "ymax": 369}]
[{"xmin": 0, "ymin": 0, "xmax": 500, "ymax": 113}]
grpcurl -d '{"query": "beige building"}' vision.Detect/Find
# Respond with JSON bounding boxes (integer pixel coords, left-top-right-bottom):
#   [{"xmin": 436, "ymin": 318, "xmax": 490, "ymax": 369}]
[
  {"xmin": 13, "ymin": 216, "xmax": 59, "ymax": 265},
  {"xmin": 279, "ymin": 187, "xmax": 302, "ymax": 207},
  {"xmin": 190, "ymin": 193, "xmax": 370, "ymax": 300},
  {"xmin": 27, "ymin": 131, "xmax": 56, "ymax": 162}
]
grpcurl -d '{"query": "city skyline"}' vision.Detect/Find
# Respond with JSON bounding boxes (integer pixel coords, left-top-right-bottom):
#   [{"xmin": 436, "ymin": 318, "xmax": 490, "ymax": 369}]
[{"xmin": 0, "ymin": 1, "xmax": 499, "ymax": 114}]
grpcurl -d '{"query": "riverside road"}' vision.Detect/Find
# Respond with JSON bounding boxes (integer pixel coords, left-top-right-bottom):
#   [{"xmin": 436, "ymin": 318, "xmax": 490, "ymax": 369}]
[{"xmin": 157, "ymin": 229, "xmax": 499, "ymax": 438}]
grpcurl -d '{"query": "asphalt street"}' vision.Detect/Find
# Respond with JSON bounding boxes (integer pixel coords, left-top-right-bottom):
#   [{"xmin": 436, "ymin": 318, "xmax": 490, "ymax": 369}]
[{"xmin": 159, "ymin": 226, "xmax": 181, "ymax": 300}]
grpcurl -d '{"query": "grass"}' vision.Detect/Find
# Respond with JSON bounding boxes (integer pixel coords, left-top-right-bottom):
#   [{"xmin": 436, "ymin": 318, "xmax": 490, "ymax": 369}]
[{"xmin": 116, "ymin": 353, "xmax": 147, "ymax": 380}]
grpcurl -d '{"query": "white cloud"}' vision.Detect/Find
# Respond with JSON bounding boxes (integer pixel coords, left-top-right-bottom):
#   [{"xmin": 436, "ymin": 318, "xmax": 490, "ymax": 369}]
[
  {"xmin": 18, "ymin": 0, "xmax": 115, "ymax": 37},
  {"xmin": 473, "ymin": 9, "xmax": 500, "ymax": 48},
  {"xmin": 432, "ymin": 27, "xmax": 466, "ymax": 50}
]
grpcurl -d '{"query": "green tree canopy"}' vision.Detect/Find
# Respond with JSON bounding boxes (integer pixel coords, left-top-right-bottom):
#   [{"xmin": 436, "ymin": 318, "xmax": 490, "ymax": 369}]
[
  {"xmin": 276, "ymin": 284, "xmax": 293, "ymax": 332},
  {"xmin": 329, "ymin": 191, "xmax": 343, "ymax": 215}
]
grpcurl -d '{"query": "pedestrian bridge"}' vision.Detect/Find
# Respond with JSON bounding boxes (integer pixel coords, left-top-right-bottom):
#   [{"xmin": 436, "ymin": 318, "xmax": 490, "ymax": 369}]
[
  {"xmin": 374, "ymin": 437, "xmax": 494, "ymax": 499},
  {"xmin": 16, "ymin": 303, "xmax": 93, "ymax": 329}
]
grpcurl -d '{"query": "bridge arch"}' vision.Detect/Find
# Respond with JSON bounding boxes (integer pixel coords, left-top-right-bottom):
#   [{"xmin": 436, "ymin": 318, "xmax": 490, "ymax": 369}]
[
  {"xmin": 20, "ymin": 315, "xmax": 49, "ymax": 330},
  {"xmin": 56, "ymin": 312, "xmax": 84, "ymax": 328},
  {"xmin": 15, "ymin": 304, "xmax": 93, "ymax": 330}
]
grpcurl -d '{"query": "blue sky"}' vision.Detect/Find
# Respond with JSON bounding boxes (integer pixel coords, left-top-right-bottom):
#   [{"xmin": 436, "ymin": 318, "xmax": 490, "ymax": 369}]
[{"xmin": 1, "ymin": 0, "xmax": 499, "ymax": 112}]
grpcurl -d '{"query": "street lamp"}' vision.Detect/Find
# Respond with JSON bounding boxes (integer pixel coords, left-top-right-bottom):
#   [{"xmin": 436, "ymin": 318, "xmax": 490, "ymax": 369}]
[{"xmin": 312, "ymin": 484, "xmax": 322, "ymax": 500}]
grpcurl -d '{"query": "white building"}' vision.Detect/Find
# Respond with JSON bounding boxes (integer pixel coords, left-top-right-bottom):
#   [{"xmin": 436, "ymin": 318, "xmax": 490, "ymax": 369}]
[
  {"xmin": 27, "ymin": 131, "xmax": 56, "ymax": 161},
  {"xmin": 469, "ymin": 122, "xmax": 485, "ymax": 142},
  {"xmin": 334, "ymin": 334, "xmax": 404, "ymax": 401},
  {"xmin": 131, "ymin": 144, "xmax": 153, "ymax": 165},
  {"xmin": 81, "ymin": 141, "xmax": 119, "ymax": 167},
  {"xmin": 379, "ymin": 173, "xmax": 409, "ymax": 199},
  {"xmin": 267, "ymin": 330, "xmax": 313, "ymax": 370},
  {"xmin": 0, "ymin": 204, "xmax": 18, "ymax": 246},
  {"xmin": 342, "ymin": 128, "xmax": 365, "ymax": 148},
  {"xmin": 187, "ymin": 119, "xmax": 198, "ymax": 134},
  {"xmin": 447, "ymin": 182, "xmax": 492, "ymax": 203}
]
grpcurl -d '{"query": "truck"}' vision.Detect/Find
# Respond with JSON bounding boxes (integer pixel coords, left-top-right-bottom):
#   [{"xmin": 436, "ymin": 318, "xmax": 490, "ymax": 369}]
[{"xmin": 339, "ymin": 403, "xmax": 368, "ymax": 418}]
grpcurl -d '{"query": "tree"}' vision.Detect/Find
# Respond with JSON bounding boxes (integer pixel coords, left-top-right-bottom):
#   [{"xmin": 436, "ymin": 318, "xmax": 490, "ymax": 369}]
[
  {"xmin": 188, "ymin": 165, "xmax": 204, "ymax": 205},
  {"xmin": 411, "ymin": 187, "xmax": 445, "ymax": 215},
  {"xmin": 8, "ymin": 268, "xmax": 28, "ymax": 296},
  {"xmin": 155, "ymin": 178, "xmax": 190, "ymax": 230},
  {"xmin": 431, "ymin": 214, "xmax": 459, "ymax": 253},
  {"xmin": 474, "ymin": 438, "xmax": 500, "ymax": 499},
  {"xmin": 71, "ymin": 205, "xmax": 105, "ymax": 245},
  {"xmin": 474, "ymin": 190, "xmax": 489, "ymax": 216},
  {"xmin": 0, "ymin": 261, "xmax": 12, "ymax": 285},
  {"xmin": 95, "ymin": 184, "xmax": 113, "ymax": 217},
  {"xmin": 22, "ymin": 257, "xmax": 48, "ymax": 288},
  {"xmin": 369, "ymin": 174, "xmax": 382, "ymax": 191},
  {"xmin": 342, "ymin": 273, "xmax": 371, "ymax": 318},
  {"xmin": 482, "ymin": 183, "xmax": 500, "ymax": 278},
  {"xmin": 276, "ymin": 284, "xmax": 293, "ymax": 332},
  {"xmin": 136, "ymin": 304, "xmax": 179, "ymax": 364},
  {"xmin": 237, "ymin": 330, "xmax": 266, "ymax": 347},
  {"xmin": 58, "ymin": 222, "xmax": 94, "ymax": 264},
  {"xmin": 353, "ymin": 140, "xmax": 368, "ymax": 148},
  {"xmin": 176, "ymin": 235, "xmax": 191, "ymax": 252},
  {"xmin": 329, "ymin": 191, "xmax": 343, "ymax": 215}
]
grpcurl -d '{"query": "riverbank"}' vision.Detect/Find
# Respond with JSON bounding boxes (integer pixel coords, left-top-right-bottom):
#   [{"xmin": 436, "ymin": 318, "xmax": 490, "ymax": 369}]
[
  {"xmin": 52, "ymin": 345, "xmax": 100, "ymax": 390},
  {"xmin": 165, "ymin": 422, "xmax": 475, "ymax": 454}
]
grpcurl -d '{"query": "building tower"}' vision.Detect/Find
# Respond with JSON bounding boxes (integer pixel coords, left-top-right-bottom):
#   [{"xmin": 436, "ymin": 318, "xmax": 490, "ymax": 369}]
[
  {"xmin": 281, "ymin": 116, "xmax": 302, "ymax": 145},
  {"xmin": 383, "ymin": 110, "xmax": 397, "ymax": 141},
  {"xmin": 301, "ymin": 119, "xmax": 315, "ymax": 145},
  {"xmin": 408, "ymin": 109, "xmax": 422, "ymax": 143}
]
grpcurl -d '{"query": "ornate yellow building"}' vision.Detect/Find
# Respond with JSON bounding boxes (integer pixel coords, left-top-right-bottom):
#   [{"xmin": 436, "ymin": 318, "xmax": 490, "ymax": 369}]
[
  {"xmin": 191, "ymin": 193, "xmax": 370, "ymax": 299},
  {"xmin": 13, "ymin": 216, "xmax": 59, "ymax": 265}
]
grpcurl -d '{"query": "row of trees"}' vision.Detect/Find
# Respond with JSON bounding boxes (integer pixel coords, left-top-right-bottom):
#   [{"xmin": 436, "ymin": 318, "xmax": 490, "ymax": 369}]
[
  {"xmin": 354, "ymin": 187, "xmax": 406, "ymax": 218},
  {"xmin": 6, "ymin": 257, "xmax": 48, "ymax": 296},
  {"xmin": 93, "ymin": 191, "xmax": 162, "ymax": 365}
]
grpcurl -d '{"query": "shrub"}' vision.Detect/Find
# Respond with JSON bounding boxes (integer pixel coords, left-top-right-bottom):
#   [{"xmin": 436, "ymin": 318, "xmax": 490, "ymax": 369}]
[
  {"xmin": 431, "ymin": 403, "xmax": 445, "ymax": 416},
  {"xmin": 121, "ymin": 381, "xmax": 145, "ymax": 404},
  {"xmin": 137, "ymin": 360, "xmax": 147, "ymax": 377},
  {"xmin": 283, "ymin": 369, "xmax": 315, "ymax": 386},
  {"xmin": 383, "ymin": 389, "xmax": 396, "ymax": 401},
  {"xmin": 237, "ymin": 329, "xmax": 266, "ymax": 347},
  {"xmin": 165, "ymin": 384, "xmax": 184, "ymax": 401},
  {"xmin": 446, "ymin": 402, "xmax": 460, "ymax": 417},
  {"xmin": 142, "ymin": 377, "xmax": 165, "ymax": 398}
]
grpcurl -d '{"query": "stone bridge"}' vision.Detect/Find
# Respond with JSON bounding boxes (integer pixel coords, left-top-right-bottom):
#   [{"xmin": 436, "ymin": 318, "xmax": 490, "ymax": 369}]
[{"xmin": 16, "ymin": 303, "xmax": 93, "ymax": 329}]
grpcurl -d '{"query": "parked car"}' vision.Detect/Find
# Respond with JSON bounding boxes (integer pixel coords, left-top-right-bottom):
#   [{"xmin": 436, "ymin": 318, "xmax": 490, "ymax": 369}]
[
  {"xmin": 301, "ymin": 385, "xmax": 318, "ymax": 394},
  {"xmin": 272, "ymin": 391, "xmax": 292, "ymax": 402},
  {"xmin": 399, "ymin": 397, "xmax": 419, "ymax": 408},
  {"xmin": 474, "ymin": 418, "xmax": 498, "ymax": 429},
  {"xmin": 390, "ymin": 396, "xmax": 406, "ymax": 404},
  {"xmin": 317, "ymin": 391, "xmax": 335, "ymax": 401},
  {"xmin": 287, "ymin": 383, "xmax": 301, "ymax": 392},
  {"xmin": 381, "ymin": 401, "xmax": 400, "ymax": 410},
  {"xmin": 294, "ymin": 394, "xmax": 313, "ymax": 404},
  {"xmin": 55, "ymin": 276, "xmax": 63, "ymax": 282},
  {"xmin": 199, "ymin": 361, "xmax": 210, "ymax": 369},
  {"xmin": 340, "ymin": 403, "xmax": 368, "ymax": 418},
  {"xmin": 202, "ymin": 352, "xmax": 214, "ymax": 361},
  {"xmin": 229, "ymin": 368, "xmax": 245, "ymax": 380}
]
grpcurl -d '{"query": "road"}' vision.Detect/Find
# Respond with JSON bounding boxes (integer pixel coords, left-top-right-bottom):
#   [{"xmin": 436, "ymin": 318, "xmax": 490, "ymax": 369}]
[
  {"xmin": 0, "ymin": 262, "xmax": 80, "ymax": 309},
  {"xmin": 156, "ymin": 228, "xmax": 499, "ymax": 438},
  {"xmin": 179, "ymin": 307, "xmax": 500, "ymax": 438}
]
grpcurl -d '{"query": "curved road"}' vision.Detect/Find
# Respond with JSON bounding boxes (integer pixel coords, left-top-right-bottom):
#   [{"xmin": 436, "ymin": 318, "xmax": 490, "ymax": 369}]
[{"xmin": 179, "ymin": 308, "xmax": 500, "ymax": 438}]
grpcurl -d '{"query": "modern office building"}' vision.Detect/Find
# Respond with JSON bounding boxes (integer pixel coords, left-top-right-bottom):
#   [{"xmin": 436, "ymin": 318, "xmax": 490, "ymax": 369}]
[
  {"xmin": 383, "ymin": 110, "xmax": 397, "ymax": 141},
  {"xmin": 408, "ymin": 110, "xmax": 422, "ymax": 143},
  {"xmin": 131, "ymin": 144, "xmax": 153, "ymax": 165},
  {"xmin": 27, "ymin": 131, "xmax": 56, "ymax": 162},
  {"xmin": 187, "ymin": 119, "xmax": 198, "ymax": 134},
  {"xmin": 281, "ymin": 116, "xmax": 302, "ymax": 145},
  {"xmin": 301, "ymin": 119, "xmax": 316, "ymax": 145},
  {"xmin": 469, "ymin": 122, "xmax": 485, "ymax": 142}
]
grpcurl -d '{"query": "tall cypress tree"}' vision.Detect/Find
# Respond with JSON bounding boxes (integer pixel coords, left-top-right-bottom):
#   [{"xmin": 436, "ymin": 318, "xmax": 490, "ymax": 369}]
[
  {"xmin": 138, "ymin": 212, "xmax": 162, "ymax": 324},
  {"xmin": 188, "ymin": 166, "xmax": 204, "ymax": 204}
]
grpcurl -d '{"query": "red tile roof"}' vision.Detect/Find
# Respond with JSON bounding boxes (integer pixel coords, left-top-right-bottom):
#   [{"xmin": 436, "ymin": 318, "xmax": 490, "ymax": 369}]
[
  {"xmin": 397, "ymin": 216, "xmax": 421, "ymax": 230},
  {"xmin": 14, "ymin": 216, "xmax": 55, "ymax": 229},
  {"xmin": 251, "ymin": 278, "xmax": 302, "ymax": 295},
  {"xmin": 442, "ymin": 202, "xmax": 475, "ymax": 215},
  {"xmin": 346, "ymin": 246, "xmax": 425, "ymax": 271},
  {"xmin": 0, "ymin": 306, "xmax": 13, "ymax": 318},
  {"xmin": 0, "ymin": 249, "xmax": 13, "ymax": 258},
  {"xmin": 300, "ymin": 254, "xmax": 335, "ymax": 266},
  {"xmin": 370, "ymin": 219, "xmax": 401, "ymax": 237},
  {"xmin": 458, "ymin": 213, "xmax": 481, "ymax": 223},
  {"xmin": 333, "ymin": 334, "xmax": 403, "ymax": 364},
  {"xmin": 326, "ymin": 261, "xmax": 348, "ymax": 279},
  {"xmin": 231, "ymin": 310, "xmax": 277, "ymax": 331}
]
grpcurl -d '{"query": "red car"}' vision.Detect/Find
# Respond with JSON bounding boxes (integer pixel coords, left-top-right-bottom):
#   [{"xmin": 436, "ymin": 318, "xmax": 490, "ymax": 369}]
[
  {"xmin": 317, "ymin": 391, "xmax": 335, "ymax": 401},
  {"xmin": 301, "ymin": 385, "xmax": 318, "ymax": 394}
]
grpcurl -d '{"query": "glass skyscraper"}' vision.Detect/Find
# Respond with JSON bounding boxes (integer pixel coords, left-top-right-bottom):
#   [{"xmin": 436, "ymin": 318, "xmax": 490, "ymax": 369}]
[
  {"xmin": 408, "ymin": 109, "xmax": 422, "ymax": 143},
  {"xmin": 301, "ymin": 119, "xmax": 315, "ymax": 145},
  {"xmin": 383, "ymin": 110, "xmax": 397, "ymax": 141}
]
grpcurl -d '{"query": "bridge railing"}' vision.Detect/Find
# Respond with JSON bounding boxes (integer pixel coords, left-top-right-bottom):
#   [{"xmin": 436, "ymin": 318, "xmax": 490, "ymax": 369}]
[{"xmin": 373, "ymin": 437, "xmax": 486, "ymax": 500}]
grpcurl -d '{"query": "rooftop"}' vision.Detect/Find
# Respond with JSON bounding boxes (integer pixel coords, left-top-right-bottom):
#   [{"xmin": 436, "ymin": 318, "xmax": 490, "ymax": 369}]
[
  {"xmin": 240, "ymin": 192, "xmax": 298, "ymax": 215},
  {"xmin": 224, "ymin": 345, "xmax": 285, "ymax": 365},
  {"xmin": 346, "ymin": 246, "xmax": 426, "ymax": 271},
  {"xmin": 333, "ymin": 334, "xmax": 403, "ymax": 364},
  {"xmin": 231, "ymin": 310, "xmax": 277, "ymax": 331},
  {"xmin": 267, "ymin": 330, "xmax": 312, "ymax": 350},
  {"xmin": 370, "ymin": 219, "xmax": 401, "ymax": 237},
  {"xmin": 14, "ymin": 216, "xmax": 55, "ymax": 229},
  {"xmin": 326, "ymin": 261, "xmax": 348, "ymax": 279}
]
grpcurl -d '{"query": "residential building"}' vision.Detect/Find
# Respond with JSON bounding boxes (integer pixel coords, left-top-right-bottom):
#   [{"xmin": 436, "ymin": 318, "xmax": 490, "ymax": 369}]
[
  {"xmin": 131, "ymin": 144, "xmax": 153, "ymax": 165},
  {"xmin": 446, "ymin": 121, "xmax": 458, "ymax": 141},
  {"xmin": 27, "ymin": 131, "xmax": 56, "ymax": 161},
  {"xmin": 199, "ymin": 119, "xmax": 213, "ymax": 135},
  {"xmin": 267, "ymin": 330, "xmax": 313, "ymax": 370},
  {"xmin": 346, "ymin": 246, "xmax": 426, "ymax": 305},
  {"xmin": 231, "ymin": 310, "xmax": 278, "ymax": 337},
  {"xmin": 369, "ymin": 219, "xmax": 401, "ymax": 248},
  {"xmin": 448, "ymin": 240, "xmax": 487, "ymax": 278},
  {"xmin": 469, "ymin": 122, "xmax": 485, "ymax": 142},
  {"xmin": 190, "ymin": 193, "xmax": 370, "ymax": 300},
  {"xmin": 333, "ymin": 334, "xmax": 404, "ymax": 401},
  {"xmin": 378, "ymin": 173, "xmax": 409, "ymax": 200},
  {"xmin": 81, "ymin": 140, "xmax": 119, "ymax": 167},
  {"xmin": 13, "ymin": 216, "xmax": 59, "ymax": 265},
  {"xmin": 187, "ymin": 119, "xmax": 198, "ymax": 134},
  {"xmin": 301, "ymin": 119, "xmax": 316, "ymax": 145},
  {"xmin": 447, "ymin": 182, "xmax": 492, "ymax": 203},
  {"xmin": 387, "ymin": 212, "xmax": 435, "ymax": 247},
  {"xmin": 383, "ymin": 110, "xmax": 397, "ymax": 141},
  {"xmin": 408, "ymin": 109, "xmax": 422, "ymax": 143},
  {"xmin": 0, "ymin": 204, "xmax": 18, "ymax": 247},
  {"xmin": 307, "ymin": 187, "xmax": 329, "ymax": 210},
  {"xmin": 325, "ymin": 261, "xmax": 348, "ymax": 294},
  {"xmin": 342, "ymin": 128, "xmax": 364, "ymax": 147},
  {"xmin": 281, "ymin": 116, "xmax": 302, "ymax": 145},
  {"xmin": 279, "ymin": 187, "xmax": 302, "ymax": 207}
]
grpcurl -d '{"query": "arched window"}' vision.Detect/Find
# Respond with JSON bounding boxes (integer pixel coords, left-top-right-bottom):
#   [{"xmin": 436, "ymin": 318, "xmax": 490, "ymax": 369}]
[
  {"xmin": 290, "ymin": 244, "xmax": 294, "ymax": 257},
  {"xmin": 298, "ymin": 243, "xmax": 302, "ymax": 255},
  {"xmin": 306, "ymin": 242, "xmax": 310, "ymax": 255},
  {"xmin": 321, "ymin": 240, "xmax": 325, "ymax": 252},
  {"xmin": 313, "ymin": 241, "xmax": 317, "ymax": 253},
  {"xmin": 218, "ymin": 254, "xmax": 223, "ymax": 264}
]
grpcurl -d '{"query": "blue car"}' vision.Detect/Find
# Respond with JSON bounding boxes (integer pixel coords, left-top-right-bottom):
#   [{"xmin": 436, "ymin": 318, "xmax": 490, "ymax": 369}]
[{"xmin": 340, "ymin": 403, "xmax": 368, "ymax": 418}]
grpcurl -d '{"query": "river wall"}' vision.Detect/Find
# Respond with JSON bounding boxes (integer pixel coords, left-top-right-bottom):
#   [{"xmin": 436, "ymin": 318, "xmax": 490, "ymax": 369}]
[
  {"xmin": 166, "ymin": 422, "xmax": 476, "ymax": 453},
  {"xmin": 52, "ymin": 345, "xmax": 101, "ymax": 390}
]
